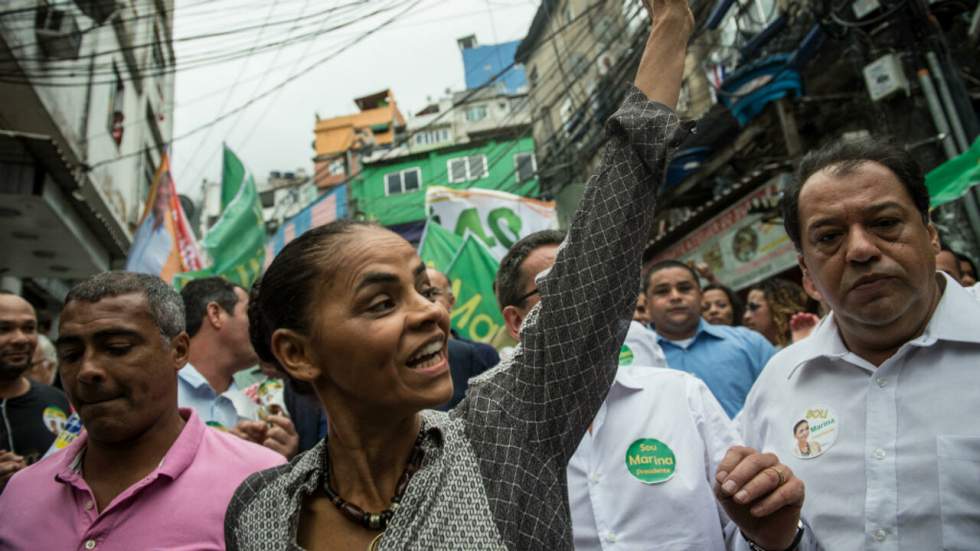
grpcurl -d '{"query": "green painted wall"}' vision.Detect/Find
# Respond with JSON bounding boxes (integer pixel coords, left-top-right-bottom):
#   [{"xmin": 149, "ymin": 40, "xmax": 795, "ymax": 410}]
[{"xmin": 351, "ymin": 137, "xmax": 538, "ymax": 226}]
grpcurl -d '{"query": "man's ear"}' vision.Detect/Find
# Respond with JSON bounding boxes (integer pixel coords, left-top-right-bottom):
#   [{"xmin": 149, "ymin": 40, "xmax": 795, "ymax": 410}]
[
  {"xmin": 271, "ymin": 328, "xmax": 320, "ymax": 384},
  {"xmin": 927, "ymin": 223, "xmax": 940, "ymax": 255},
  {"xmin": 170, "ymin": 332, "xmax": 191, "ymax": 372},
  {"xmin": 798, "ymin": 255, "xmax": 823, "ymax": 302},
  {"xmin": 206, "ymin": 302, "xmax": 224, "ymax": 331},
  {"xmin": 502, "ymin": 306, "xmax": 524, "ymax": 341}
]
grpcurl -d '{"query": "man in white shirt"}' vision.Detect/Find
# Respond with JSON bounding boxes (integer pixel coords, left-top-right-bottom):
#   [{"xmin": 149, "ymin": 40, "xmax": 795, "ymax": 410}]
[
  {"xmin": 179, "ymin": 278, "xmax": 298, "ymax": 458},
  {"xmin": 738, "ymin": 139, "xmax": 980, "ymax": 549},
  {"xmin": 496, "ymin": 231, "xmax": 808, "ymax": 551}
]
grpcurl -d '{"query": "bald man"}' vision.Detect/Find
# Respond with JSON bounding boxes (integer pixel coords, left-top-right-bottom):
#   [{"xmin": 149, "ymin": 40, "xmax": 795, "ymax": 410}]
[{"xmin": 0, "ymin": 292, "xmax": 70, "ymax": 488}]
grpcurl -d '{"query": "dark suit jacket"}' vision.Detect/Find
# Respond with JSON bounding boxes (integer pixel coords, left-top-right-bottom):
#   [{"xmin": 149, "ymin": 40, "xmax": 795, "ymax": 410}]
[
  {"xmin": 437, "ymin": 338, "xmax": 498, "ymax": 411},
  {"xmin": 450, "ymin": 330, "xmax": 501, "ymax": 369}
]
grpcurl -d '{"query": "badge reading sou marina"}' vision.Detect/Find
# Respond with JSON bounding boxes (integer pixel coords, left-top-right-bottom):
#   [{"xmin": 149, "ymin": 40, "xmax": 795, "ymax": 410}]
[
  {"xmin": 625, "ymin": 438, "xmax": 676, "ymax": 484},
  {"xmin": 791, "ymin": 407, "xmax": 838, "ymax": 459}
]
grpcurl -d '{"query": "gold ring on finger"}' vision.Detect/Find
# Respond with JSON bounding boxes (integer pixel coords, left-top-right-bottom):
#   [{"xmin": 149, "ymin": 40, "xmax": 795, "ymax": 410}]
[{"xmin": 767, "ymin": 466, "xmax": 785, "ymax": 486}]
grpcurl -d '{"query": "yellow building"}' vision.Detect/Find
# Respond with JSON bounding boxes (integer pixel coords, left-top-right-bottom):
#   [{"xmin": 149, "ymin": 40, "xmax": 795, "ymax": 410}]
[{"xmin": 312, "ymin": 90, "xmax": 406, "ymax": 190}]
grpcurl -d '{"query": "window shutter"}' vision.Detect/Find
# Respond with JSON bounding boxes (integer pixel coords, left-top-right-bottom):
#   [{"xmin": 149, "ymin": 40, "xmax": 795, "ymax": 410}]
[
  {"xmin": 448, "ymin": 158, "xmax": 468, "ymax": 183},
  {"xmin": 386, "ymin": 173, "xmax": 402, "ymax": 195},
  {"xmin": 515, "ymin": 153, "xmax": 535, "ymax": 183},
  {"xmin": 403, "ymin": 169, "xmax": 420, "ymax": 192},
  {"xmin": 468, "ymin": 155, "xmax": 488, "ymax": 180}
]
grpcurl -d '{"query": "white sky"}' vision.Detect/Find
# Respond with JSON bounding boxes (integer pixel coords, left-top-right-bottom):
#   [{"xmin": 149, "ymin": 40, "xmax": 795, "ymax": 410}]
[{"xmin": 170, "ymin": 0, "xmax": 539, "ymax": 198}]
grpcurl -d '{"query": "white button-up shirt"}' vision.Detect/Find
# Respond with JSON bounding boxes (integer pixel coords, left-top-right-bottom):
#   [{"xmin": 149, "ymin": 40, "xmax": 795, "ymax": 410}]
[
  {"xmin": 737, "ymin": 273, "xmax": 980, "ymax": 550},
  {"xmin": 568, "ymin": 364, "xmax": 742, "ymax": 551},
  {"xmin": 621, "ymin": 321, "xmax": 669, "ymax": 367}
]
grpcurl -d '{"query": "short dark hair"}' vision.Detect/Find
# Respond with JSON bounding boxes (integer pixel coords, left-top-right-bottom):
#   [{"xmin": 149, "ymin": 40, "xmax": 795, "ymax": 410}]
[
  {"xmin": 702, "ymin": 284, "xmax": 744, "ymax": 326},
  {"xmin": 495, "ymin": 229, "xmax": 566, "ymax": 310},
  {"xmin": 248, "ymin": 220, "xmax": 377, "ymax": 392},
  {"xmin": 65, "ymin": 272, "xmax": 185, "ymax": 339},
  {"xmin": 784, "ymin": 139, "xmax": 930, "ymax": 249},
  {"xmin": 643, "ymin": 260, "xmax": 700, "ymax": 293},
  {"xmin": 180, "ymin": 277, "xmax": 242, "ymax": 337}
]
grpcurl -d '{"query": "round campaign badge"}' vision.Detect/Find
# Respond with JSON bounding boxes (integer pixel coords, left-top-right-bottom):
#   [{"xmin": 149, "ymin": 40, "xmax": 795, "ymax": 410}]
[
  {"xmin": 52, "ymin": 413, "xmax": 83, "ymax": 451},
  {"xmin": 625, "ymin": 438, "xmax": 676, "ymax": 484},
  {"xmin": 790, "ymin": 407, "xmax": 838, "ymax": 459},
  {"xmin": 619, "ymin": 345, "xmax": 635, "ymax": 366},
  {"xmin": 42, "ymin": 406, "xmax": 67, "ymax": 435}
]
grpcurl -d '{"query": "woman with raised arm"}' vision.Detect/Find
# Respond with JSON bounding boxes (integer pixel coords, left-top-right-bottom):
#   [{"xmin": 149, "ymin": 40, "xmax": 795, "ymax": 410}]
[{"xmin": 225, "ymin": 1, "xmax": 805, "ymax": 549}]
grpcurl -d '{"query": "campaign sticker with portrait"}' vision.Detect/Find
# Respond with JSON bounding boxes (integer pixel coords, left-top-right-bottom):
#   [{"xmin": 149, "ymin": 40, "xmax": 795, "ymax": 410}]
[
  {"xmin": 791, "ymin": 407, "xmax": 838, "ymax": 459},
  {"xmin": 42, "ymin": 406, "xmax": 68, "ymax": 435}
]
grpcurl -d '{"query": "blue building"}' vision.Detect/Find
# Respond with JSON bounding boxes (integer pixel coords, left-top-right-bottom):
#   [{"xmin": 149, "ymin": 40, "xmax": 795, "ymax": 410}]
[{"xmin": 458, "ymin": 36, "xmax": 527, "ymax": 94}]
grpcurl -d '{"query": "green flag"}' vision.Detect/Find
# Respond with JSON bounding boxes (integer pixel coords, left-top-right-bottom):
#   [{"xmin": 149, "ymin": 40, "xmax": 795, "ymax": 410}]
[
  {"xmin": 927, "ymin": 137, "xmax": 980, "ymax": 207},
  {"xmin": 445, "ymin": 236, "xmax": 508, "ymax": 345},
  {"xmin": 174, "ymin": 146, "xmax": 265, "ymax": 289},
  {"xmin": 418, "ymin": 220, "xmax": 464, "ymax": 273}
]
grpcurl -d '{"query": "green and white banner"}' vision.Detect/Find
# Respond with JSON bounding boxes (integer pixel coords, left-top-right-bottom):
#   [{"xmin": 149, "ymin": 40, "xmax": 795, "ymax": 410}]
[
  {"xmin": 418, "ymin": 220, "xmax": 513, "ymax": 347},
  {"xmin": 418, "ymin": 220, "xmax": 465, "ymax": 274},
  {"xmin": 445, "ymin": 235, "xmax": 509, "ymax": 346},
  {"xmin": 174, "ymin": 145, "xmax": 266, "ymax": 289},
  {"xmin": 425, "ymin": 186, "xmax": 558, "ymax": 259}
]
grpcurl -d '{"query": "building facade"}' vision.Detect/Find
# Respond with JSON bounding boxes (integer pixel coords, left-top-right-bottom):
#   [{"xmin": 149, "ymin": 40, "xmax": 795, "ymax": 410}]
[
  {"xmin": 0, "ymin": 0, "xmax": 176, "ymax": 319},
  {"xmin": 311, "ymin": 89, "xmax": 406, "ymax": 190},
  {"xmin": 517, "ymin": 0, "xmax": 979, "ymax": 290},
  {"xmin": 515, "ymin": 0, "xmax": 646, "ymax": 226},
  {"xmin": 350, "ymin": 38, "xmax": 537, "ymax": 242},
  {"xmin": 458, "ymin": 35, "xmax": 527, "ymax": 95},
  {"xmin": 257, "ymin": 169, "xmax": 317, "ymax": 234},
  {"xmin": 350, "ymin": 137, "xmax": 538, "ymax": 234}
]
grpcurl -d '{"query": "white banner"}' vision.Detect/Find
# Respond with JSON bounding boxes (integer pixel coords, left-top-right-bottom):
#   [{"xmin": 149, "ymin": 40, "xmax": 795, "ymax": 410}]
[{"xmin": 425, "ymin": 186, "xmax": 558, "ymax": 259}]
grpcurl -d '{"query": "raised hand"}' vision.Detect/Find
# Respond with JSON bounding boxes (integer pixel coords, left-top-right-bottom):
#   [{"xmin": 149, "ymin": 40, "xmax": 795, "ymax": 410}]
[{"xmin": 634, "ymin": 0, "xmax": 695, "ymax": 108}]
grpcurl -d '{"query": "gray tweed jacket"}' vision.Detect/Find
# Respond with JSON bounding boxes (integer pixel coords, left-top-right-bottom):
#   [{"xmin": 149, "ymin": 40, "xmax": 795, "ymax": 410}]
[{"xmin": 224, "ymin": 86, "xmax": 692, "ymax": 550}]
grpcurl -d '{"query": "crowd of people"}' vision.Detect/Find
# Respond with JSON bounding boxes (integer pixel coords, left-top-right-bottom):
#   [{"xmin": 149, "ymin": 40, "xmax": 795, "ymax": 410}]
[{"xmin": 2, "ymin": 0, "xmax": 979, "ymax": 548}]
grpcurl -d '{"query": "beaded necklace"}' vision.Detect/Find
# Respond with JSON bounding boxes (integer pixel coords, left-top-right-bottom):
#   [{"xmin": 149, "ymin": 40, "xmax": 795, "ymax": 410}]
[{"xmin": 322, "ymin": 431, "xmax": 426, "ymax": 536}]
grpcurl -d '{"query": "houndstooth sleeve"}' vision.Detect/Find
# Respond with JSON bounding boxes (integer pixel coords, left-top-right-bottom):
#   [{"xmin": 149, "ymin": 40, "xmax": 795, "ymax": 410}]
[{"xmin": 459, "ymin": 85, "xmax": 692, "ymax": 463}]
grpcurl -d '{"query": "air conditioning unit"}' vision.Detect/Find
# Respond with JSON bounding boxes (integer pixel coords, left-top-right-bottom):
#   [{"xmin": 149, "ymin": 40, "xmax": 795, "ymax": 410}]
[
  {"xmin": 35, "ymin": 7, "xmax": 81, "ymax": 60},
  {"xmin": 76, "ymin": 0, "xmax": 119, "ymax": 24}
]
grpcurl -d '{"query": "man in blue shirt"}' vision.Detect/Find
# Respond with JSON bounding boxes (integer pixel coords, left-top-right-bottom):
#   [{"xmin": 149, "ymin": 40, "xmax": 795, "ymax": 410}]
[
  {"xmin": 640, "ymin": 260, "xmax": 775, "ymax": 417},
  {"xmin": 179, "ymin": 277, "xmax": 299, "ymax": 457}
]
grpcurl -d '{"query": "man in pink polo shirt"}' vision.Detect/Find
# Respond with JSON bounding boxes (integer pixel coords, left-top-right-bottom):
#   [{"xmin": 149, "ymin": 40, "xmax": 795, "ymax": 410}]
[{"xmin": 0, "ymin": 272, "xmax": 284, "ymax": 550}]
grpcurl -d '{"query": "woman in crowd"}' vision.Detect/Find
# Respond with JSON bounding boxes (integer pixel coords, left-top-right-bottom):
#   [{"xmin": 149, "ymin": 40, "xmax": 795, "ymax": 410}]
[
  {"xmin": 701, "ymin": 284, "xmax": 743, "ymax": 326},
  {"xmin": 742, "ymin": 277, "xmax": 811, "ymax": 348},
  {"xmin": 223, "ymin": 0, "xmax": 701, "ymax": 548},
  {"xmin": 223, "ymin": 1, "xmax": 805, "ymax": 548}
]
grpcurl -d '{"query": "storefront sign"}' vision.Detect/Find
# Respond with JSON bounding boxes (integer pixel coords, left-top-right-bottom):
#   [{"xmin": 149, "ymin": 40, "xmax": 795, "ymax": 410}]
[{"xmin": 651, "ymin": 175, "xmax": 796, "ymax": 290}]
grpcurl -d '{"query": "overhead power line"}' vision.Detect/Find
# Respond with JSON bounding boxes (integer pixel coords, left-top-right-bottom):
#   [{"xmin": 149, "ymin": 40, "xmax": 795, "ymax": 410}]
[{"xmin": 86, "ymin": 0, "xmax": 425, "ymax": 170}]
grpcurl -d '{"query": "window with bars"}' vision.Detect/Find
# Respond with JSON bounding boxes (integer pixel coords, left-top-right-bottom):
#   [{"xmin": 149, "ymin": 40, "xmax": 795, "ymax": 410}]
[
  {"xmin": 465, "ymin": 105, "xmax": 488, "ymax": 122},
  {"xmin": 385, "ymin": 168, "xmax": 422, "ymax": 195},
  {"xmin": 514, "ymin": 153, "xmax": 536, "ymax": 183},
  {"xmin": 447, "ymin": 155, "xmax": 488, "ymax": 184},
  {"xmin": 414, "ymin": 128, "xmax": 451, "ymax": 146}
]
